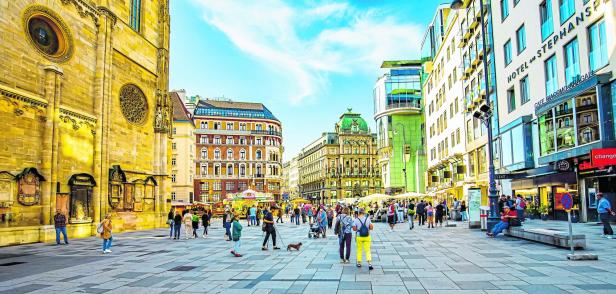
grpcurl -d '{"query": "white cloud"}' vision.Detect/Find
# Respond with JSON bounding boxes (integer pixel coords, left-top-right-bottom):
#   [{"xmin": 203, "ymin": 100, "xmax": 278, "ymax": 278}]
[{"xmin": 192, "ymin": 0, "xmax": 424, "ymax": 105}]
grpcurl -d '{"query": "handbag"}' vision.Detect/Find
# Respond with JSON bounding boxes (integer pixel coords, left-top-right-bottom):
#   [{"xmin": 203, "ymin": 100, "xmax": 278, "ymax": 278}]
[{"xmin": 166, "ymin": 219, "xmax": 173, "ymax": 225}]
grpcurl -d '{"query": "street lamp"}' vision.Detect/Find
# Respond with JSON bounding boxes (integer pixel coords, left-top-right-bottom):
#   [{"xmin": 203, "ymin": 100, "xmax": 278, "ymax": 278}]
[
  {"xmin": 394, "ymin": 123, "xmax": 408, "ymax": 193},
  {"xmin": 451, "ymin": 0, "xmax": 499, "ymax": 231}
]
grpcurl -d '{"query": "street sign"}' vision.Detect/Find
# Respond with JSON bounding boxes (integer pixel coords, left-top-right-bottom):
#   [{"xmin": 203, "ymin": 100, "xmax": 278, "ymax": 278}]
[{"xmin": 562, "ymin": 193, "xmax": 573, "ymax": 211}]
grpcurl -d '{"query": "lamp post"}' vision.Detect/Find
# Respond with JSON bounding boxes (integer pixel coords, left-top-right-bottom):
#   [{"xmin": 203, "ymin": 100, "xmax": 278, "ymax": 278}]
[
  {"xmin": 394, "ymin": 123, "xmax": 408, "ymax": 193},
  {"xmin": 451, "ymin": 0, "xmax": 499, "ymax": 231}
]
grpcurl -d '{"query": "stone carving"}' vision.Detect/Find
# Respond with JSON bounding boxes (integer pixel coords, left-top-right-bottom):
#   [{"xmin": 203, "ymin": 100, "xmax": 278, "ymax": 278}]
[
  {"xmin": 59, "ymin": 0, "xmax": 100, "ymax": 26},
  {"xmin": 59, "ymin": 108, "xmax": 96, "ymax": 131},
  {"xmin": 119, "ymin": 84, "xmax": 148, "ymax": 125},
  {"xmin": 16, "ymin": 168, "xmax": 45, "ymax": 206}
]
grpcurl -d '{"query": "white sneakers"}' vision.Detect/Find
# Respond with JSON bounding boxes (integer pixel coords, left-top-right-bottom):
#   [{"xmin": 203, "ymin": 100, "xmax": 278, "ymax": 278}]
[
  {"xmin": 202, "ymin": 235, "xmax": 207, "ymax": 239},
  {"xmin": 103, "ymin": 249, "xmax": 112, "ymax": 254}
]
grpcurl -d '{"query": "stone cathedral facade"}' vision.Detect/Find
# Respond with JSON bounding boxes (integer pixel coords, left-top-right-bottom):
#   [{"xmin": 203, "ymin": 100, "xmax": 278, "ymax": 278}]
[{"xmin": 0, "ymin": 0, "xmax": 172, "ymax": 246}]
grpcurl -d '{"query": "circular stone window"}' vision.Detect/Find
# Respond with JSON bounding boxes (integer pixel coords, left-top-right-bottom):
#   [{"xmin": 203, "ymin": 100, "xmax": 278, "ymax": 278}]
[
  {"xmin": 119, "ymin": 84, "xmax": 148, "ymax": 125},
  {"xmin": 23, "ymin": 6, "xmax": 73, "ymax": 63}
]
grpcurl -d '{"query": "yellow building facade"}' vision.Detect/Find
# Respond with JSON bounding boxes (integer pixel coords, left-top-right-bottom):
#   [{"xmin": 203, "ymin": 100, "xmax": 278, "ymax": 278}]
[
  {"xmin": 0, "ymin": 0, "xmax": 172, "ymax": 246},
  {"xmin": 170, "ymin": 91, "xmax": 195, "ymax": 205}
]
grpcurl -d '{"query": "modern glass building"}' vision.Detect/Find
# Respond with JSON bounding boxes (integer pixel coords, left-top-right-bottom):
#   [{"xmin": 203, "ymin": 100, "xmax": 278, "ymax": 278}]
[{"xmin": 373, "ymin": 61, "xmax": 427, "ymax": 194}]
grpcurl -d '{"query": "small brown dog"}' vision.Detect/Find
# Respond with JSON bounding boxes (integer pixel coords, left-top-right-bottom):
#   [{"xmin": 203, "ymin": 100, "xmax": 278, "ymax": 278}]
[{"xmin": 287, "ymin": 242, "xmax": 302, "ymax": 251}]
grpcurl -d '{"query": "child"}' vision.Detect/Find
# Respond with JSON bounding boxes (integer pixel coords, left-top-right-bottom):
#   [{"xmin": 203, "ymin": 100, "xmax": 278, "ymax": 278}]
[{"xmin": 230, "ymin": 215, "xmax": 243, "ymax": 257}]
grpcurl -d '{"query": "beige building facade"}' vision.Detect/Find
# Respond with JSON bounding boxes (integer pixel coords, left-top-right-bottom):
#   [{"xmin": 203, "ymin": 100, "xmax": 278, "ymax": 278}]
[
  {"xmin": 171, "ymin": 91, "xmax": 195, "ymax": 205},
  {"xmin": 0, "ymin": 0, "xmax": 171, "ymax": 246}
]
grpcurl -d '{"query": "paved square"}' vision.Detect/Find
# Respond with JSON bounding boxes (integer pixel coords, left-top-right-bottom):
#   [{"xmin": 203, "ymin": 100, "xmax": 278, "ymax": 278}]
[{"xmin": 0, "ymin": 219, "xmax": 615, "ymax": 293}]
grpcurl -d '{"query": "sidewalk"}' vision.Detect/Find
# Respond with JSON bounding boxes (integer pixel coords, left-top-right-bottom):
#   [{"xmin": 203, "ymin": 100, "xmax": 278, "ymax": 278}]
[{"xmin": 0, "ymin": 218, "xmax": 615, "ymax": 293}]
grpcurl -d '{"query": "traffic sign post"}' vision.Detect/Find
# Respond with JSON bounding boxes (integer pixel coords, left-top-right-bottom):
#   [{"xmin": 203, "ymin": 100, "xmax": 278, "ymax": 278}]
[{"xmin": 562, "ymin": 193, "xmax": 598, "ymax": 261}]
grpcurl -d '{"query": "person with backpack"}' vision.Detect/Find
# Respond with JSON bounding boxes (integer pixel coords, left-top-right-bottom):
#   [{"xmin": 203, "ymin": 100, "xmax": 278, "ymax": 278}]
[
  {"xmin": 191, "ymin": 210, "xmax": 199, "ymax": 238},
  {"xmin": 173, "ymin": 211, "xmax": 182, "ymax": 239},
  {"xmin": 100, "ymin": 214, "xmax": 113, "ymax": 254},
  {"xmin": 387, "ymin": 201, "xmax": 396, "ymax": 231},
  {"xmin": 515, "ymin": 195, "xmax": 526, "ymax": 222},
  {"xmin": 335, "ymin": 207, "xmax": 353, "ymax": 263},
  {"xmin": 353, "ymin": 208, "xmax": 374, "ymax": 270},
  {"xmin": 230, "ymin": 214, "xmax": 243, "ymax": 257},
  {"xmin": 460, "ymin": 200, "xmax": 468, "ymax": 222},
  {"xmin": 407, "ymin": 201, "xmax": 416, "ymax": 230}
]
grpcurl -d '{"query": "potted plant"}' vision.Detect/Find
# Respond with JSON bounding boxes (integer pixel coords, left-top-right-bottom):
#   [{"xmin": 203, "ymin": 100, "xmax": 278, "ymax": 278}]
[
  {"xmin": 539, "ymin": 205, "xmax": 550, "ymax": 221},
  {"xmin": 527, "ymin": 203, "xmax": 539, "ymax": 219}
]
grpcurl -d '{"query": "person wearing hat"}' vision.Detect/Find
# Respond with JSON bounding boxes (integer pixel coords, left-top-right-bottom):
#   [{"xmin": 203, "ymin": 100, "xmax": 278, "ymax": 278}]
[
  {"xmin": 487, "ymin": 205, "xmax": 517, "ymax": 237},
  {"xmin": 597, "ymin": 193, "xmax": 615, "ymax": 239}
]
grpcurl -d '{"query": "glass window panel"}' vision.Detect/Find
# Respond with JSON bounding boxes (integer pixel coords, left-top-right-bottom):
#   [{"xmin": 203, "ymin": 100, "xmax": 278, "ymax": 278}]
[
  {"xmin": 589, "ymin": 20, "xmax": 608, "ymax": 71},
  {"xmin": 511, "ymin": 125, "xmax": 525, "ymax": 163},
  {"xmin": 555, "ymin": 99, "xmax": 575, "ymax": 151},
  {"xmin": 501, "ymin": 131, "xmax": 513, "ymax": 166},
  {"xmin": 539, "ymin": 110, "xmax": 555, "ymax": 156},
  {"xmin": 575, "ymin": 94, "xmax": 600, "ymax": 145},
  {"xmin": 559, "ymin": 0, "xmax": 575, "ymax": 24},
  {"xmin": 516, "ymin": 25, "xmax": 526, "ymax": 53},
  {"xmin": 540, "ymin": 0, "xmax": 554, "ymax": 41},
  {"xmin": 544, "ymin": 55, "xmax": 558, "ymax": 95},
  {"xmin": 564, "ymin": 38, "xmax": 580, "ymax": 85}
]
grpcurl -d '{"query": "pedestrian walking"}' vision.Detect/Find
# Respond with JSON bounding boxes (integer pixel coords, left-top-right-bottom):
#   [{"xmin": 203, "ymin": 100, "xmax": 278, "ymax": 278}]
[
  {"xmin": 487, "ymin": 206, "xmax": 516, "ymax": 237},
  {"xmin": 54, "ymin": 209, "xmax": 69, "ymax": 245},
  {"xmin": 335, "ymin": 207, "xmax": 353, "ymax": 263},
  {"xmin": 276, "ymin": 207, "xmax": 284, "ymax": 223},
  {"xmin": 294, "ymin": 206, "xmax": 301, "ymax": 226},
  {"xmin": 426, "ymin": 203, "xmax": 435, "ymax": 228},
  {"xmin": 396, "ymin": 201, "xmax": 405, "ymax": 223},
  {"xmin": 317, "ymin": 207, "xmax": 328, "ymax": 237},
  {"xmin": 230, "ymin": 215, "xmax": 243, "ymax": 257},
  {"xmin": 353, "ymin": 208, "xmax": 373, "ymax": 270},
  {"xmin": 435, "ymin": 202, "xmax": 444, "ymax": 227},
  {"xmin": 191, "ymin": 211, "xmax": 199, "ymax": 238},
  {"xmin": 387, "ymin": 201, "xmax": 396, "ymax": 231},
  {"xmin": 167, "ymin": 208, "xmax": 175, "ymax": 239},
  {"xmin": 223, "ymin": 208, "xmax": 233, "ymax": 241},
  {"xmin": 301, "ymin": 204, "xmax": 307, "ymax": 223},
  {"xmin": 262, "ymin": 209, "xmax": 280, "ymax": 250},
  {"xmin": 460, "ymin": 201, "xmax": 468, "ymax": 221},
  {"xmin": 183, "ymin": 210, "xmax": 193, "ymax": 240},
  {"xmin": 597, "ymin": 193, "xmax": 615, "ymax": 239},
  {"xmin": 173, "ymin": 211, "xmax": 182, "ymax": 239},
  {"xmin": 202, "ymin": 209, "xmax": 211, "ymax": 238},
  {"xmin": 100, "ymin": 214, "xmax": 113, "ymax": 254},
  {"xmin": 256, "ymin": 207, "xmax": 262, "ymax": 226},
  {"xmin": 307, "ymin": 207, "xmax": 314, "ymax": 223},
  {"xmin": 327, "ymin": 206, "xmax": 334, "ymax": 229},
  {"xmin": 416, "ymin": 200, "xmax": 426, "ymax": 226},
  {"xmin": 407, "ymin": 201, "xmax": 415, "ymax": 230}
]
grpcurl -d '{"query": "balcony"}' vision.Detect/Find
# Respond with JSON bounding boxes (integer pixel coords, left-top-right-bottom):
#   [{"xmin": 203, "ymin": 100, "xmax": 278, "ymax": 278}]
[
  {"xmin": 194, "ymin": 129, "xmax": 251, "ymax": 136},
  {"xmin": 250, "ymin": 130, "xmax": 282, "ymax": 137},
  {"xmin": 470, "ymin": 49, "xmax": 479, "ymax": 67}
]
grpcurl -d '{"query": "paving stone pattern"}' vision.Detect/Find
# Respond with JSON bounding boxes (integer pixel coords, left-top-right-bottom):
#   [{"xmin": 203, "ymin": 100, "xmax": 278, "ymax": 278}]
[{"xmin": 0, "ymin": 218, "xmax": 615, "ymax": 293}]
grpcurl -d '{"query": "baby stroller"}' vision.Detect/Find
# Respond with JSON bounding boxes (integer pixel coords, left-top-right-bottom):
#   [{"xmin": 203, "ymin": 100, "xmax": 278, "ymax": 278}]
[{"xmin": 308, "ymin": 223, "xmax": 323, "ymax": 238}]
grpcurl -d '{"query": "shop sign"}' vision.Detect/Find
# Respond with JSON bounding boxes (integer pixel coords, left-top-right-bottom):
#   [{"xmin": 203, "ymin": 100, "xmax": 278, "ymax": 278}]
[
  {"xmin": 554, "ymin": 159, "xmax": 572, "ymax": 172},
  {"xmin": 534, "ymin": 72, "xmax": 595, "ymax": 112},
  {"xmin": 591, "ymin": 148, "xmax": 616, "ymax": 166}
]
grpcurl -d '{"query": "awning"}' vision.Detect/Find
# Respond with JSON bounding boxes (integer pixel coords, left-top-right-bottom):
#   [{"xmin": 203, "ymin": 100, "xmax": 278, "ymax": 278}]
[{"xmin": 535, "ymin": 72, "xmax": 611, "ymax": 115}]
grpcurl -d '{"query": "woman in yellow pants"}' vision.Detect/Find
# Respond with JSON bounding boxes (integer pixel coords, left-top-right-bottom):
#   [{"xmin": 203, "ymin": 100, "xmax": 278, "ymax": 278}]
[{"xmin": 353, "ymin": 208, "xmax": 374, "ymax": 270}]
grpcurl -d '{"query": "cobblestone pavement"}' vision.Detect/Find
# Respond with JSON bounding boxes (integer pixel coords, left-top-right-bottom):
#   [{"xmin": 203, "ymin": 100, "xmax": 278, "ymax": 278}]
[{"xmin": 0, "ymin": 218, "xmax": 615, "ymax": 294}]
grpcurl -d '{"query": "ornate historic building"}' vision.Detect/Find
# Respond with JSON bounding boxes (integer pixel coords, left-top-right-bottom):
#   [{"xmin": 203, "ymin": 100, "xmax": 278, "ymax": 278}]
[
  {"xmin": 192, "ymin": 99, "xmax": 284, "ymax": 203},
  {"xmin": 298, "ymin": 110, "xmax": 382, "ymax": 204},
  {"xmin": 170, "ymin": 91, "xmax": 195, "ymax": 205},
  {"xmin": 0, "ymin": 0, "xmax": 171, "ymax": 246}
]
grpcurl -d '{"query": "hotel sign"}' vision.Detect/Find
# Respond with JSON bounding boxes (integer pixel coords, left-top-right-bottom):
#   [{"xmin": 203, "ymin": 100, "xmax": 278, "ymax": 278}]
[
  {"xmin": 534, "ymin": 71, "xmax": 595, "ymax": 112},
  {"xmin": 506, "ymin": 0, "xmax": 607, "ymax": 84}
]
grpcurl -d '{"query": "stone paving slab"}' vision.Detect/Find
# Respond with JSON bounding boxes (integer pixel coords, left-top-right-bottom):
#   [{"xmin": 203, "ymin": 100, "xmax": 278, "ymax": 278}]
[{"xmin": 0, "ymin": 218, "xmax": 615, "ymax": 293}]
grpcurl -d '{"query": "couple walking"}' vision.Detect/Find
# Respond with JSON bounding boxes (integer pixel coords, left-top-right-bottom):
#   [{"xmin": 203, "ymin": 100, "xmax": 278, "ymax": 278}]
[{"xmin": 335, "ymin": 207, "xmax": 374, "ymax": 270}]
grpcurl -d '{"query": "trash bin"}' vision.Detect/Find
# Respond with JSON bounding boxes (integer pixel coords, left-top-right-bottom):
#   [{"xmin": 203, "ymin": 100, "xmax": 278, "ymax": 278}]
[{"xmin": 480, "ymin": 207, "xmax": 490, "ymax": 231}]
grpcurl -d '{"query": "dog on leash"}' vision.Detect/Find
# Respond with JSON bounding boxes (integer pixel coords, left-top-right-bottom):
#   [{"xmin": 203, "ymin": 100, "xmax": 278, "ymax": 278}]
[{"xmin": 287, "ymin": 242, "xmax": 302, "ymax": 251}]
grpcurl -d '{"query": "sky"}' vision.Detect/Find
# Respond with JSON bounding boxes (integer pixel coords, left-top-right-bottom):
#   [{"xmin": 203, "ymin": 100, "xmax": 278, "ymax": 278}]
[{"xmin": 169, "ymin": 0, "xmax": 443, "ymax": 161}]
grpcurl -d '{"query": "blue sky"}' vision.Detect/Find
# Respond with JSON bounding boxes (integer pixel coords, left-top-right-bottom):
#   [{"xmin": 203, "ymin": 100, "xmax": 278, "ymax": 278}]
[{"xmin": 169, "ymin": 0, "xmax": 443, "ymax": 160}]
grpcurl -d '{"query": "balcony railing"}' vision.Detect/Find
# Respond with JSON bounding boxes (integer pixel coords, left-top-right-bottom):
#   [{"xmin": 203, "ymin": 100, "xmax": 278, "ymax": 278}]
[
  {"xmin": 385, "ymin": 101, "xmax": 422, "ymax": 110},
  {"xmin": 250, "ymin": 130, "xmax": 282, "ymax": 137}
]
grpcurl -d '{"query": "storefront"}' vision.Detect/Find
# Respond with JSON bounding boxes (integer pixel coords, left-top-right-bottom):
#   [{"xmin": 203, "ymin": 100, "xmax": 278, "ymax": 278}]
[
  {"xmin": 533, "ymin": 73, "xmax": 615, "ymax": 222},
  {"xmin": 578, "ymin": 148, "xmax": 616, "ymax": 222}
]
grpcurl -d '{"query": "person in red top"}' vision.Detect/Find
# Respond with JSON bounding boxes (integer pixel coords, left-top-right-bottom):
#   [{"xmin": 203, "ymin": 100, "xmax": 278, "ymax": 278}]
[
  {"xmin": 487, "ymin": 206, "xmax": 517, "ymax": 237},
  {"xmin": 387, "ymin": 201, "xmax": 396, "ymax": 231}
]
